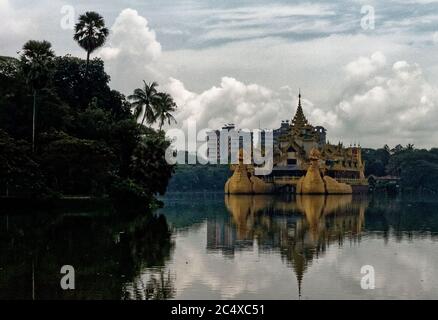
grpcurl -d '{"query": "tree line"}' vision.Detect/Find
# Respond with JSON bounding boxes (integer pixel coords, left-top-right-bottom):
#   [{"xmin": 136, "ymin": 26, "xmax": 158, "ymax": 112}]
[
  {"xmin": 363, "ymin": 144, "xmax": 438, "ymax": 193},
  {"xmin": 166, "ymin": 144, "xmax": 438, "ymax": 194},
  {"xmin": 0, "ymin": 11, "xmax": 177, "ymax": 210}
]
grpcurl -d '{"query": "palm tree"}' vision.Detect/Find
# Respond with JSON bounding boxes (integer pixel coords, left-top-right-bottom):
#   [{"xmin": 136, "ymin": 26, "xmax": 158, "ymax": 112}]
[
  {"xmin": 391, "ymin": 144, "xmax": 404, "ymax": 154},
  {"xmin": 73, "ymin": 11, "xmax": 109, "ymax": 76},
  {"xmin": 155, "ymin": 93, "xmax": 177, "ymax": 130},
  {"xmin": 20, "ymin": 40, "xmax": 55, "ymax": 152},
  {"xmin": 128, "ymin": 81, "xmax": 161, "ymax": 127}
]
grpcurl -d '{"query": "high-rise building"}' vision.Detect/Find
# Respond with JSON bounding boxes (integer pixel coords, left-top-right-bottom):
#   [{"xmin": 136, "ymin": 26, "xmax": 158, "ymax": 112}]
[{"xmin": 206, "ymin": 124, "xmax": 254, "ymax": 164}]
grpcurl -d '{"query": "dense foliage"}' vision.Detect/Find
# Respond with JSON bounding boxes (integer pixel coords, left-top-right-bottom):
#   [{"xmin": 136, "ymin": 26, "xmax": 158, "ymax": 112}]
[
  {"xmin": 363, "ymin": 144, "xmax": 438, "ymax": 194},
  {"xmin": 0, "ymin": 44, "xmax": 175, "ymax": 206},
  {"xmin": 166, "ymin": 164, "xmax": 231, "ymax": 192}
]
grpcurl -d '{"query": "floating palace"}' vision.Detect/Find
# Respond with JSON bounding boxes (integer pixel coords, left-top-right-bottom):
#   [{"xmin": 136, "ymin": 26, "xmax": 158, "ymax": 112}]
[{"xmin": 223, "ymin": 92, "xmax": 368, "ymax": 194}]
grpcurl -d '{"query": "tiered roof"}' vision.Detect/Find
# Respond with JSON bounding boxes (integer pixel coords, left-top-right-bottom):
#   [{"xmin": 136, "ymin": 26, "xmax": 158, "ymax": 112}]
[
  {"xmin": 291, "ymin": 91, "xmax": 315, "ymax": 139},
  {"xmin": 291, "ymin": 92, "xmax": 309, "ymax": 129}
]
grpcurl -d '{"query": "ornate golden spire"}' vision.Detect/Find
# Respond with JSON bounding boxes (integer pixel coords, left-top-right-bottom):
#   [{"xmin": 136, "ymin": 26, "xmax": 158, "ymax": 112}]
[{"xmin": 292, "ymin": 89, "xmax": 309, "ymax": 130}]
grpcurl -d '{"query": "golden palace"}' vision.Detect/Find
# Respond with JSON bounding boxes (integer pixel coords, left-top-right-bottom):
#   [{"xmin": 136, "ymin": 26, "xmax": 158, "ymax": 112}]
[{"xmin": 225, "ymin": 92, "xmax": 368, "ymax": 194}]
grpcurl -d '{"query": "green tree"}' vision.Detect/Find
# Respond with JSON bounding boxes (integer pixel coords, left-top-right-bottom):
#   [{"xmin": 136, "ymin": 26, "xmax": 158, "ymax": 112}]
[
  {"xmin": 51, "ymin": 55, "xmax": 131, "ymax": 117},
  {"xmin": 1, "ymin": 42, "xmax": 177, "ymax": 205},
  {"xmin": 391, "ymin": 144, "xmax": 404, "ymax": 154},
  {"xmin": 387, "ymin": 149, "xmax": 438, "ymax": 193},
  {"xmin": 155, "ymin": 92, "xmax": 177, "ymax": 131},
  {"xmin": 128, "ymin": 129, "xmax": 174, "ymax": 195},
  {"xmin": 0, "ymin": 130, "xmax": 46, "ymax": 197},
  {"xmin": 39, "ymin": 131, "xmax": 115, "ymax": 196},
  {"xmin": 362, "ymin": 147, "xmax": 391, "ymax": 177},
  {"xmin": 109, "ymin": 128, "xmax": 175, "ymax": 212},
  {"xmin": 128, "ymin": 81, "xmax": 161, "ymax": 127},
  {"xmin": 0, "ymin": 56, "xmax": 29, "ymax": 139},
  {"xmin": 73, "ymin": 12, "xmax": 109, "ymax": 76},
  {"xmin": 20, "ymin": 40, "xmax": 55, "ymax": 152},
  {"xmin": 0, "ymin": 56, "xmax": 19, "ymax": 79}
]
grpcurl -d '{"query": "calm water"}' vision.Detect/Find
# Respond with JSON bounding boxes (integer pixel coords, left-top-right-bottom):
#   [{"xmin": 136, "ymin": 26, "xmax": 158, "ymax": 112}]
[{"xmin": 1, "ymin": 194, "xmax": 438, "ymax": 299}]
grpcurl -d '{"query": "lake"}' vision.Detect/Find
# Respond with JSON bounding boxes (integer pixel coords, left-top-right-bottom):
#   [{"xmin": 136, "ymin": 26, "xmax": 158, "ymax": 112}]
[{"xmin": 1, "ymin": 193, "xmax": 438, "ymax": 299}]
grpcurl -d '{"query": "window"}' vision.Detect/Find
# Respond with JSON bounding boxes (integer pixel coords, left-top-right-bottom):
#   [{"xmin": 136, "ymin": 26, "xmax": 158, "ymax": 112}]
[{"xmin": 287, "ymin": 159, "xmax": 297, "ymax": 165}]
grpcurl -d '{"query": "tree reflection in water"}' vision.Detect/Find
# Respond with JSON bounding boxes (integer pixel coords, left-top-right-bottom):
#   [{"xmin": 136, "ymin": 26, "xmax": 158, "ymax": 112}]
[
  {"xmin": 3, "ymin": 194, "xmax": 438, "ymax": 299},
  {"xmin": 144, "ymin": 269, "xmax": 174, "ymax": 300},
  {"xmin": 0, "ymin": 203, "xmax": 175, "ymax": 300}
]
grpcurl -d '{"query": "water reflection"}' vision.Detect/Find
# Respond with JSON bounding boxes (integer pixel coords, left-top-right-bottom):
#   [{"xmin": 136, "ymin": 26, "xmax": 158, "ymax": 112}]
[
  {"xmin": 216, "ymin": 195, "xmax": 367, "ymax": 296},
  {"xmin": 1, "ymin": 194, "xmax": 438, "ymax": 299},
  {"xmin": 0, "ymin": 206, "xmax": 175, "ymax": 300}
]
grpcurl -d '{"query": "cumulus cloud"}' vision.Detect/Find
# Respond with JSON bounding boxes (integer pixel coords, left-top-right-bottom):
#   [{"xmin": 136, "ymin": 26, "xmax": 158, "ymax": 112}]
[
  {"xmin": 328, "ymin": 52, "xmax": 438, "ymax": 147},
  {"xmin": 90, "ymin": 9, "xmax": 438, "ymax": 149},
  {"xmin": 161, "ymin": 50, "xmax": 438, "ymax": 149},
  {"xmin": 99, "ymin": 8, "xmax": 163, "ymax": 93},
  {"xmin": 98, "ymin": 8, "xmax": 303, "ymax": 135},
  {"xmin": 165, "ymin": 76, "xmax": 295, "ymax": 131},
  {"xmin": 344, "ymin": 51, "xmax": 387, "ymax": 79},
  {"xmin": 2, "ymin": 2, "xmax": 438, "ymax": 149}
]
